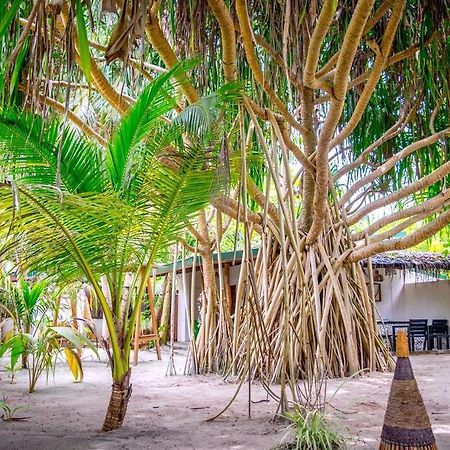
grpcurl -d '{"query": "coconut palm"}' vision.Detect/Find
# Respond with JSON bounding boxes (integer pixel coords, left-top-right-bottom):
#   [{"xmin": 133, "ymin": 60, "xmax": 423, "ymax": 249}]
[{"xmin": 0, "ymin": 62, "xmax": 237, "ymax": 430}]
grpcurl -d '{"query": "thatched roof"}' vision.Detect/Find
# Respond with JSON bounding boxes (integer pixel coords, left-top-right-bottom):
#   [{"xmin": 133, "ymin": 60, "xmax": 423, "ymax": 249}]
[{"xmin": 366, "ymin": 251, "xmax": 450, "ymax": 272}]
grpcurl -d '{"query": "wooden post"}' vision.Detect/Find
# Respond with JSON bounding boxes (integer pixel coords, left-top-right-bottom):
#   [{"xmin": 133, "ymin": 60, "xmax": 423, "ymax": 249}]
[
  {"xmin": 166, "ymin": 244, "xmax": 178, "ymax": 375},
  {"xmin": 190, "ymin": 246, "xmax": 198, "ymax": 334},
  {"xmin": 147, "ymin": 272, "xmax": 162, "ymax": 360},
  {"xmin": 223, "ymin": 263, "xmax": 232, "ymax": 315},
  {"xmin": 133, "ymin": 302, "xmax": 141, "ymax": 366}
]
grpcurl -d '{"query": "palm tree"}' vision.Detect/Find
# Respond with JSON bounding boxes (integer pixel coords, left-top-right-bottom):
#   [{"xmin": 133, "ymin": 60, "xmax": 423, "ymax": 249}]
[{"xmin": 0, "ymin": 63, "xmax": 237, "ymax": 430}]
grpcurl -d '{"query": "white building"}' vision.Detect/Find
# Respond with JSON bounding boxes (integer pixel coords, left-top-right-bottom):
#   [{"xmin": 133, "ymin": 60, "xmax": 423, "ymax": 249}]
[
  {"xmin": 368, "ymin": 251, "xmax": 450, "ymax": 324},
  {"xmin": 155, "ymin": 250, "xmax": 251, "ymax": 342},
  {"xmin": 156, "ymin": 250, "xmax": 450, "ymax": 344}
]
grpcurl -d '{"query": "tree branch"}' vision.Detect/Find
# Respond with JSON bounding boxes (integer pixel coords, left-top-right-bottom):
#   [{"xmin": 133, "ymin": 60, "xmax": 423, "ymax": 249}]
[
  {"xmin": 186, "ymin": 224, "xmax": 209, "ymax": 246},
  {"xmin": 348, "ymin": 208, "xmax": 450, "ymax": 261},
  {"xmin": 235, "ymin": 0, "xmax": 306, "ymax": 135},
  {"xmin": 35, "ymin": 92, "xmax": 107, "ymax": 146},
  {"xmin": 347, "ymin": 160, "xmax": 450, "ymax": 225},
  {"xmin": 303, "ymin": 0, "xmax": 336, "ymax": 93},
  {"xmin": 46, "ymin": 79, "xmax": 136, "ymax": 105},
  {"xmin": 145, "ymin": 1, "xmax": 199, "ymax": 104},
  {"xmin": 315, "ymin": 0, "xmax": 394, "ymax": 79},
  {"xmin": 330, "ymin": 0, "xmax": 405, "ymax": 149},
  {"xmin": 306, "ymin": 0, "xmax": 376, "ymax": 244},
  {"xmin": 334, "ymin": 99, "xmax": 419, "ymax": 181},
  {"xmin": 341, "ymin": 127, "xmax": 450, "ymax": 206},
  {"xmin": 178, "ymin": 237, "xmax": 197, "ymax": 254},
  {"xmin": 367, "ymin": 203, "xmax": 449, "ymax": 243},
  {"xmin": 278, "ymin": 122, "xmax": 316, "ymax": 175},
  {"xmin": 247, "ymin": 176, "xmax": 279, "ymax": 224},
  {"xmin": 212, "ymin": 195, "xmax": 263, "ymax": 227},
  {"xmin": 314, "ymin": 44, "xmax": 423, "ymax": 105},
  {"xmin": 352, "ymin": 189, "xmax": 450, "ymax": 240},
  {"xmin": 207, "ymin": 0, "xmax": 237, "ymax": 82}
]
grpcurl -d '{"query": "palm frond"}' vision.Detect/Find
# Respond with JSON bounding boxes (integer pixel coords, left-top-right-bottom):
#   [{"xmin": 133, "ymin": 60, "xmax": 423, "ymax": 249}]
[
  {"xmin": 0, "ymin": 184, "xmax": 136, "ymax": 283},
  {"xmin": 139, "ymin": 142, "xmax": 222, "ymax": 264},
  {"xmin": 107, "ymin": 60, "xmax": 200, "ymax": 193},
  {"xmin": 0, "ymin": 110, "xmax": 106, "ymax": 193},
  {"xmin": 173, "ymin": 82, "xmax": 242, "ymax": 141}
]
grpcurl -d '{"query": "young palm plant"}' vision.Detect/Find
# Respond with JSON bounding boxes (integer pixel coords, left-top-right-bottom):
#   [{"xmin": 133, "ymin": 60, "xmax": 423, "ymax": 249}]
[
  {"xmin": 0, "ymin": 277, "xmax": 96, "ymax": 392},
  {"xmin": 0, "ymin": 63, "xmax": 236, "ymax": 431},
  {"xmin": 14, "ymin": 278, "xmax": 48, "ymax": 368}
]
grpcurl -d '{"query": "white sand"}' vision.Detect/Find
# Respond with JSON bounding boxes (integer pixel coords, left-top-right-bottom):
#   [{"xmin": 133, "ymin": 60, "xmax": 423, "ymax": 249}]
[{"xmin": 0, "ymin": 347, "xmax": 449, "ymax": 449}]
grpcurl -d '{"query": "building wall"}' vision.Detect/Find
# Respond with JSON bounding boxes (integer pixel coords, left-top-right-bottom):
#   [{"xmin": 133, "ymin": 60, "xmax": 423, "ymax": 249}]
[
  {"xmin": 376, "ymin": 269, "xmax": 450, "ymax": 323},
  {"xmin": 176, "ymin": 273, "xmax": 190, "ymax": 342},
  {"xmin": 177, "ymin": 266, "xmax": 450, "ymax": 341},
  {"xmin": 176, "ymin": 263, "xmax": 243, "ymax": 342}
]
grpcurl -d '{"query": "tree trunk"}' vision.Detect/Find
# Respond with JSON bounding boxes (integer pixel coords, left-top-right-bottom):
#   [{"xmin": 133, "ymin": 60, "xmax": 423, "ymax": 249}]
[
  {"xmin": 229, "ymin": 207, "xmax": 393, "ymax": 383},
  {"xmin": 21, "ymin": 351, "xmax": 28, "ymax": 369},
  {"xmin": 199, "ymin": 248, "xmax": 218, "ymax": 371},
  {"xmin": 192, "ymin": 202, "xmax": 393, "ymax": 383},
  {"xmin": 101, "ymin": 370, "xmax": 132, "ymax": 432},
  {"xmin": 298, "ymin": 86, "xmax": 317, "ymax": 232},
  {"xmin": 194, "ymin": 211, "xmax": 220, "ymax": 371},
  {"xmin": 21, "ymin": 324, "xmax": 31, "ymax": 369}
]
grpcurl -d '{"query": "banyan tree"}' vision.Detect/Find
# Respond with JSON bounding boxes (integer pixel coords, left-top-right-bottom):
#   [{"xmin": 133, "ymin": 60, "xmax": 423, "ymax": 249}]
[{"xmin": 1, "ymin": 0, "xmax": 449, "ymax": 428}]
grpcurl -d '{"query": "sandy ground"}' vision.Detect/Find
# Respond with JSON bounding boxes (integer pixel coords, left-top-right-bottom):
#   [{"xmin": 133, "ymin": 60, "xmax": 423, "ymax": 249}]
[{"xmin": 0, "ymin": 346, "xmax": 449, "ymax": 450}]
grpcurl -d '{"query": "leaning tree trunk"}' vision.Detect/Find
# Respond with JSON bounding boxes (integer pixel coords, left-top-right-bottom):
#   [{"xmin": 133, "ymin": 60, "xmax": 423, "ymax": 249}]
[{"xmin": 102, "ymin": 369, "xmax": 132, "ymax": 432}]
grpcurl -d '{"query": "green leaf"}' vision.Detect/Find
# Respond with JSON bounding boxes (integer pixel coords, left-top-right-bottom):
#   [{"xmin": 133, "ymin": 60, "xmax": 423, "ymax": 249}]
[
  {"xmin": 0, "ymin": 109, "xmax": 105, "ymax": 193},
  {"xmin": 75, "ymin": 0, "xmax": 92, "ymax": 83},
  {"xmin": 8, "ymin": 36, "xmax": 28, "ymax": 102},
  {"xmin": 48, "ymin": 326, "xmax": 99, "ymax": 357},
  {"xmin": 0, "ymin": 334, "xmax": 29, "ymax": 371},
  {"xmin": 20, "ymin": 278, "xmax": 48, "ymax": 311},
  {"xmin": 0, "ymin": 0, "xmax": 21, "ymax": 41},
  {"xmin": 107, "ymin": 60, "xmax": 198, "ymax": 193}
]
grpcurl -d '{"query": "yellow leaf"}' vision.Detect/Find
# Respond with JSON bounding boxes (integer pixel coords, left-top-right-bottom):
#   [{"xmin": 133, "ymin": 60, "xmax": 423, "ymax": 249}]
[{"xmin": 64, "ymin": 348, "xmax": 83, "ymax": 383}]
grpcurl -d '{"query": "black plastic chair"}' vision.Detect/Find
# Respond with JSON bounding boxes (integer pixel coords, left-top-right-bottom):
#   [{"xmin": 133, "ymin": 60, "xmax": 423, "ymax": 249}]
[
  {"xmin": 408, "ymin": 319, "xmax": 428, "ymax": 351},
  {"xmin": 429, "ymin": 319, "xmax": 449, "ymax": 350},
  {"xmin": 430, "ymin": 319, "xmax": 449, "ymax": 334}
]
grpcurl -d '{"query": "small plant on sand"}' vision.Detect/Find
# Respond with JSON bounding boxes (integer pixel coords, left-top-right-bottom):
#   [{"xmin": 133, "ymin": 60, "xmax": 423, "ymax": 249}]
[
  {"xmin": 0, "ymin": 394, "xmax": 27, "ymax": 422},
  {"xmin": 4, "ymin": 361, "xmax": 20, "ymax": 384},
  {"xmin": 0, "ymin": 276, "xmax": 97, "ymax": 392},
  {"xmin": 0, "ymin": 325, "xmax": 97, "ymax": 393},
  {"xmin": 278, "ymin": 409, "xmax": 345, "ymax": 450}
]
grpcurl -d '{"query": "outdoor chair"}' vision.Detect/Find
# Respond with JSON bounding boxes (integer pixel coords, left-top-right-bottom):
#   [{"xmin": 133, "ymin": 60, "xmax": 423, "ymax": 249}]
[
  {"xmin": 408, "ymin": 319, "xmax": 428, "ymax": 351},
  {"xmin": 428, "ymin": 319, "xmax": 450, "ymax": 350},
  {"xmin": 430, "ymin": 319, "xmax": 449, "ymax": 334}
]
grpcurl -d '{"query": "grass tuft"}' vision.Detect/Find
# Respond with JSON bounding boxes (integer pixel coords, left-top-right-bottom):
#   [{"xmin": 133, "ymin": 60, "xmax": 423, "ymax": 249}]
[{"xmin": 276, "ymin": 409, "xmax": 345, "ymax": 450}]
